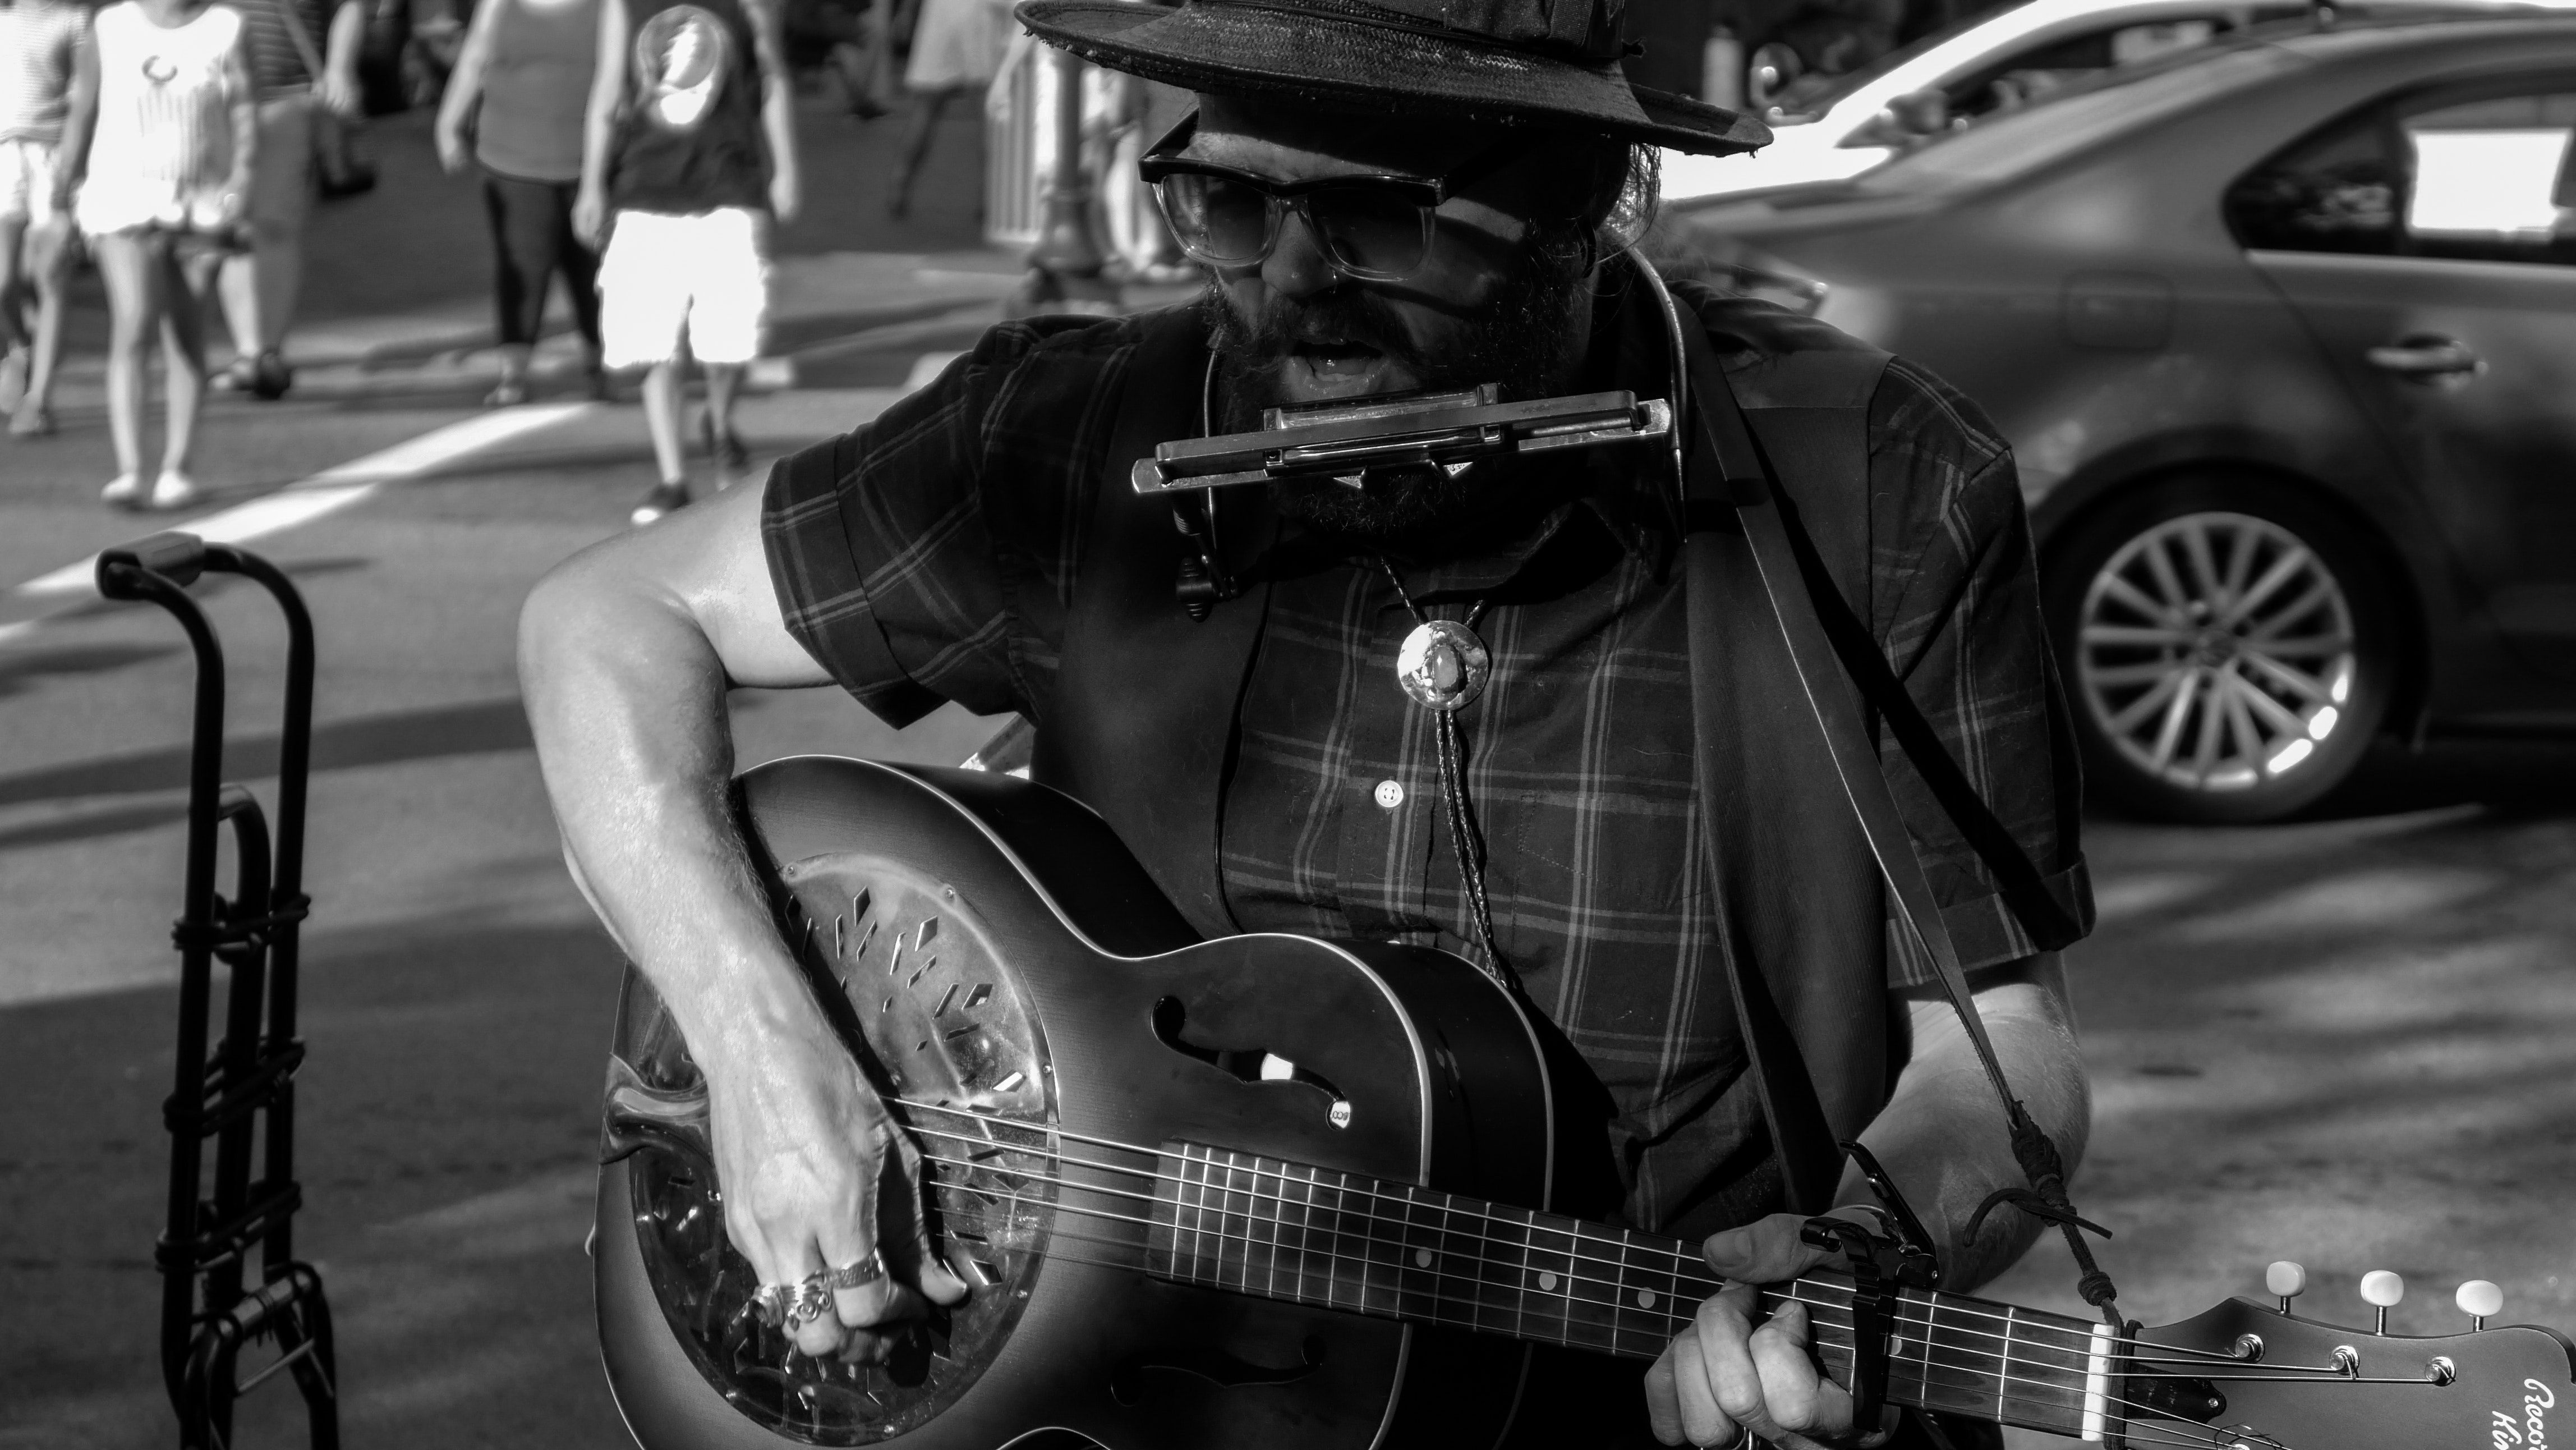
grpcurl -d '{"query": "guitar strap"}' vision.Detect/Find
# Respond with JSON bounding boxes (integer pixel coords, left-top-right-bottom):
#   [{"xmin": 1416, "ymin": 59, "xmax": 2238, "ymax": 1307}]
[{"xmin": 1653, "ymin": 268, "xmax": 2124, "ymax": 1330}]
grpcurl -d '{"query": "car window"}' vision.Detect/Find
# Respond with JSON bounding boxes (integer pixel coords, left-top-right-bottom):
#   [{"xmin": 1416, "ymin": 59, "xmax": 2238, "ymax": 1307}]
[
  {"xmin": 1939, "ymin": 17, "xmax": 2226, "ymax": 120},
  {"xmin": 1859, "ymin": 38, "xmax": 2311, "ymax": 190},
  {"xmin": 2226, "ymin": 76, "xmax": 2576, "ymax": 263}
]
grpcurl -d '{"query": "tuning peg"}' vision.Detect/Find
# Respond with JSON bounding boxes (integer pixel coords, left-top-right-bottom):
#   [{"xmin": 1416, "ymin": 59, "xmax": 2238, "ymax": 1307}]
[
  {"xmin": 2458, "ymin": 1280, "xmax": 2504, "ymax": 1331},
  {"xmin": 2267, "ymin": 1260, "xmax": 2307, "ymax": 1314},
  {"xmin": 2362, "ymin": 1270, "xmax": 2404, "ymax": 1333}
]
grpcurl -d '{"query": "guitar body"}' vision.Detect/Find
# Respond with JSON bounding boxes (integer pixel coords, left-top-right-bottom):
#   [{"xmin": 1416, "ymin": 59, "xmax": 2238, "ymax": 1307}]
[{"xmin": 595, "ymin": 756, "xmax": 1563, "ymax": 1450}]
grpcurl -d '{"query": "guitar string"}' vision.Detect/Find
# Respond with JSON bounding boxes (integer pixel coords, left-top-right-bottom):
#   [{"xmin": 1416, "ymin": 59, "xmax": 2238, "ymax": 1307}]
[
  {"xmin": 907, "ymin": 1221, "xmax": 2248, "ymax": 1450},
  {"xmin": 896, "ymin": 1108, "xmax": 2311, "ymax": 1374},
  {"xmin": 910, "ymin": 1161, "xmax": 2271, "ymax": 1446},
  {"xmin": 913, "ymin": 1151, "xmax": 2234, "ymax": 1418},
  {"xmin": 910, "ymin": 1144, "xmax": 2383, "ymax": 1394}
]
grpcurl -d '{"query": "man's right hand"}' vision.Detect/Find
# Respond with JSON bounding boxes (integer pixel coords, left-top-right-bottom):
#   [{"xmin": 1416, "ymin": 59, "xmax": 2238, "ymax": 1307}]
[{"xmin": 707, "ymin": 1015, "xmax": 970, "ymax": 1359}]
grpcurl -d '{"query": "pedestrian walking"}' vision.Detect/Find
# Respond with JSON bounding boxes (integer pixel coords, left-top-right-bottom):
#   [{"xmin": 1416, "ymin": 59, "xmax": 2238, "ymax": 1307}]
[
  {"xmin": 884, "ymin": 0, "xmax": 1006, "ymax": 218},
  {"xmin": 573, "ymin": 0, "xmax": 800, "ymax": 526},
  {"xmin": 53, "ymin": 0, "xmax": 257, "ymax": 509},
  {"xmin": 209, "ymin": 0, "xmax": 360, "ymax": 401},
  {"xmin": 433, "ymin": 0, "xmax": 608, "ymax": 407},
  {"xmin": 0, "ymin": 0, "xmax": 89, "ymax": 439}
]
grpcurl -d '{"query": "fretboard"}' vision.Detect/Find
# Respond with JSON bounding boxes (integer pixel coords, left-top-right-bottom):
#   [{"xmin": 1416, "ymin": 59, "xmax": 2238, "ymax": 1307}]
[{"xmin": 1143, "ymin": 1142, "xmax": 2120, "ymax": 1440}]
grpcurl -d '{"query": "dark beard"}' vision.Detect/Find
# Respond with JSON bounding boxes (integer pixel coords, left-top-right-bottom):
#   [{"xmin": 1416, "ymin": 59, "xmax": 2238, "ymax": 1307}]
[{"xmin": 1203, "ymin": 244, "xmax": 1593, "ymax": 548}]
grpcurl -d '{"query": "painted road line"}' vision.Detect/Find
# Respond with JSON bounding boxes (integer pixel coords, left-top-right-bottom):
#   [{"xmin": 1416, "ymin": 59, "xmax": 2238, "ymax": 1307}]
[{"xmin": 1, "ymin": 403, "xmax": 594, "ymax": 632}]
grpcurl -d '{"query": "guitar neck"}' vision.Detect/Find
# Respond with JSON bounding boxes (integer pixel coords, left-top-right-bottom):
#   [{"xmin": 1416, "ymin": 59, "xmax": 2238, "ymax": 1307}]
[{"xmin": 1144, "ymin": 1142, "xmax": 2117, "ymax": 1439}]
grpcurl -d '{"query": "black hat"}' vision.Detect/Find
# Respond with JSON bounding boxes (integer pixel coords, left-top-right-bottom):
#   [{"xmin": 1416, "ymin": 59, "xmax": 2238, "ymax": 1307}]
[{"xmin": 1012, "ymin": 0, "xmax": 1771, "ymax": 157}]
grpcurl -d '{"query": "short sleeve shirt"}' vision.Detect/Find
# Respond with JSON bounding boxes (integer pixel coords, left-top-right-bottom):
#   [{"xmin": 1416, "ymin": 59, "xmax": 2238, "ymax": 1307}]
[{"xmin": 762, "ymin": 281, "xmax": 2091, "ymax": 1235}]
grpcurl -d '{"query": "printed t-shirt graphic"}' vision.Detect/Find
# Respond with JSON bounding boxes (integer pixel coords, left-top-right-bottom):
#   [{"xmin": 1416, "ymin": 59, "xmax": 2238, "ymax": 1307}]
[{"xmin": 633, "ymin": 6, "xmax": 733, "ymax": 130}]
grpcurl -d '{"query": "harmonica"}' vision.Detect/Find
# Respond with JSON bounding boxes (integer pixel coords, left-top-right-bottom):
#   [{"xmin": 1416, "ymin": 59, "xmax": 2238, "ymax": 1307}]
[{"xmin": 1131, "ymin": 384, "xmax": 1675, "ymax": 495}]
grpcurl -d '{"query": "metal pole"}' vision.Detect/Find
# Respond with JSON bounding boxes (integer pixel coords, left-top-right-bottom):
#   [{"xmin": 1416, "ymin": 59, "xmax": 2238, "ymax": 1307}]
[{"xmin": 1013, "ymin": 45, "xmax": 1119, "ymax": 314}]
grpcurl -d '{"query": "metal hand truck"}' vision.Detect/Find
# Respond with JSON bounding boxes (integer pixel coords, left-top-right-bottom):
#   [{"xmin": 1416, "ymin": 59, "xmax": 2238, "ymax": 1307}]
[{"xmin": 96, "ymin": 533, "xmax": 340, "ymax": 1450}]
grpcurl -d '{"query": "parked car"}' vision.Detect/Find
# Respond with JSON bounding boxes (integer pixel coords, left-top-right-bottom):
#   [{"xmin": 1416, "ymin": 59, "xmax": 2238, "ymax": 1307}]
[
  {"xmin": 1663, "ymin": 0, "xmax": 2576, "ymax": 204},
  {"xmin": 1663, "ymin": 15, "xmax": 2576, "ymax": 822}
]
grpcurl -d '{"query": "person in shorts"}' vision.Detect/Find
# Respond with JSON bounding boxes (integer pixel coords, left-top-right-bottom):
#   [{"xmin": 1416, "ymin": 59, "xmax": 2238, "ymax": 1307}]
[
  {"xmin": 0, "ymin": 0, "xmax": 90, "ymax": 438},
  {"xmin": 574, "ymin": 0, "xmax": 801, "ymax": 526},
  {"xmin": 211, "ymin": 0, "xmax": 360, "ymax": 401},
  {"xmin": 54, "ymin": 0, "xmax": 258, "ymax": 509}
]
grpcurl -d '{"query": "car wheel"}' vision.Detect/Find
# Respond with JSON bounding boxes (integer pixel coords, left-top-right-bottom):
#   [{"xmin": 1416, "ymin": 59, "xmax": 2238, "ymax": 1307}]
[{"xmin": 2044, "ymin": 478, "xmax": 2400, "ymax": 824}]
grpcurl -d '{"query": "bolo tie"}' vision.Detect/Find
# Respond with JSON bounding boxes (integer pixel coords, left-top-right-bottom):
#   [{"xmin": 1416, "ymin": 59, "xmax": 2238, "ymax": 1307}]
[{"xmin": 1375, "ymin": 557, "xmax": 1508, "ymax": 983}]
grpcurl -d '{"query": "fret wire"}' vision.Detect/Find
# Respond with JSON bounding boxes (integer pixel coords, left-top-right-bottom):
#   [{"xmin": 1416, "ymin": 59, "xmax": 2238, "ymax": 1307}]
[
  {"xmin": 941, "ymin": 1206, "xmax": 2226, "ymax": 1450},
  {"xmin": 924, "ymin": 1137, "xmax": 2106, "ymax": 1376},
  {"xmin": 939, "ymin": 1143, "xmax": 2097, "ymax": 1373},
  {"xmin": 926, "ymin": 1166, "xmax": 2164, "ymax": 1433},
  {"xmin": 909, "ymin": 1103, "xmax": 2108, "ymax": 1352},
  {"xmin": 900, "ymin": 1097, "xmax": 2119, "ymax": 1358}
]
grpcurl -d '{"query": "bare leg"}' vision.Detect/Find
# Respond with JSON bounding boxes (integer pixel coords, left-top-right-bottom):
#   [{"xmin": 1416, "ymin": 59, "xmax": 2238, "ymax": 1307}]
[
  {"xmin": 158, "ymin": 246, "xmax": 218, "ymax": 481},
  {"xmin": 889, "ymin": 88, "xmax": 954, "ymax": 216},
  {"xmin": 94, "ymin": 232, "xmax": 165, "ymax": 490},
  {"xmin": 21, "ymin": 218, "xmax": 73, "ymax": 417},
  {"xmin": 0, "ymin": 217, "xmax": 26, "ymax": 353},
  {"xmin": 640, "ymin": 358, "xmax": 688, "ymax": 485}
]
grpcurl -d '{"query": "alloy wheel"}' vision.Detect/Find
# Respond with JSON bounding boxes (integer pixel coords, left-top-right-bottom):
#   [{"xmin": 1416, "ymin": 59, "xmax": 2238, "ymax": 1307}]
[{"xmin": 2075, "ymin": 511, "xmax": 2358, "ymax": 795}]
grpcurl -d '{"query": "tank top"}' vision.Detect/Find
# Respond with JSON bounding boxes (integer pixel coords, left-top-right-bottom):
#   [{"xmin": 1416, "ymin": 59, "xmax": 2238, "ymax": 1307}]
[
  {"xmin": 86, "ymin": 2, "xmax": 241, "ymax": 205},
  {"xmin": 477, "ymin": 0, "xmax": 596, "ymax": 182},
  {"xmin": 605, "ymin": 0, "xmax": 767, "ymax": 215}
]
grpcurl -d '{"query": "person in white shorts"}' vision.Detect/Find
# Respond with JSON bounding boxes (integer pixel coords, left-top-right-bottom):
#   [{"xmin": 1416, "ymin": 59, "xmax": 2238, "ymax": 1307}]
[
  {"xmin": 0, "ymin": 0, "xmax": 91, "ymax": 438},
  {"xmin": 53, "ymin": 0, "xmax": 257, "ymax": 510},
  {"xmin": 574, "ymin": 0, "xmax": 801, "ymax": 526}
]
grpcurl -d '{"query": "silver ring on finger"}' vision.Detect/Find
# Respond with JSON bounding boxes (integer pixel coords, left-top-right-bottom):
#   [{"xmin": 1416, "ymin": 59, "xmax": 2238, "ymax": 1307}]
[
  {"xmin": 820, "ymin": 1250, "xmax": 886, "ymax": 1291},
  {"xmin": 752, "ymin": 1281, "xmax": 797, "ymax": 1329},
  {"xmin": 785, "ymin": 1277, "xmax": 837, "ymax": 1330}
]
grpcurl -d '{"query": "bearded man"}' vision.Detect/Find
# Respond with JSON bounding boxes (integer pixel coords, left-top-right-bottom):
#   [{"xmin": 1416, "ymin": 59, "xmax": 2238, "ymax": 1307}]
[{"xmin": 520, "ymin": 2, "xmax": 2096, "ymax": 1445}]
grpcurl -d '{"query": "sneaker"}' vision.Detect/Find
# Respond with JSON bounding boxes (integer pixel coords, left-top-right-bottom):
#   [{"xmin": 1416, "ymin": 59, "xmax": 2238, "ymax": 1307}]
[
  {"xmin": 484, "ymin": 378, "xmax": 531, "ymax": 409},
  {"xmin": 101, "ymin": 472, "xmax": 145, "ymax": 507},
  {"xmin": 714, "ymin": 428, "xmax": 750, "ymax": 476},
  {"xmin": 248, "ymin": 350, "xmax": 292, "ymax": 401},
  {"xmin": 210, "ymin": 357, "xmax": 256, "ymax": 392},
  {"xmin": 629, "ymin": 479, "xmax": 690, "ymax": 527},
  {"xmin": 148, "ymin": 471, "xmax": 201, "ymax": 510},
  {"xmin": 10, "ymin": 402, "xmax": 53, "ymax": 438}
]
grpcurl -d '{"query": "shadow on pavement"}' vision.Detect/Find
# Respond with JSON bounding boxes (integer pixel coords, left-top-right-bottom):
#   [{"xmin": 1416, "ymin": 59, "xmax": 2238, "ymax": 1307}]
[
  {"xmin": 0, "ymin": 696, "xmax": 533, "ymax": 808},
  {"xmin": 0, "ymin": 914, "xmax": 637, "ymax": 1450}
]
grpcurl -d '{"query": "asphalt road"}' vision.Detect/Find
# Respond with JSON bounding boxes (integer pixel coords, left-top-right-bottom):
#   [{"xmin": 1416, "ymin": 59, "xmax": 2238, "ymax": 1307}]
[{"xmin": 7, "ymin": 98, "xmax": 2576, "ymax": 1450}]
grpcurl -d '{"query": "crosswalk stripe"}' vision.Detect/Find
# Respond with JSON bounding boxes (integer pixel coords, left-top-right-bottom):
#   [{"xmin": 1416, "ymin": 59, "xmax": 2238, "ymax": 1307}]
[{"xmin": 0, "ymin": 402, "xmax": 594, "ymax": 639}]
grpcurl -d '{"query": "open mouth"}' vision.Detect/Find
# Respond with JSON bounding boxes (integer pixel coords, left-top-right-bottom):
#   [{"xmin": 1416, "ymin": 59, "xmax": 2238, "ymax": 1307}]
[{"xmin": 1283, "ymin": 339, "xmax": 1401, "ymax": 398}]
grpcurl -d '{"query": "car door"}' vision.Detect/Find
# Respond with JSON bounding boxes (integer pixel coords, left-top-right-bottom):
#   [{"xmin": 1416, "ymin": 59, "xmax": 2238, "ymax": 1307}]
[{"xmin": 2232, "ymin": 75, "xmax": 2576, "ymax": 683}]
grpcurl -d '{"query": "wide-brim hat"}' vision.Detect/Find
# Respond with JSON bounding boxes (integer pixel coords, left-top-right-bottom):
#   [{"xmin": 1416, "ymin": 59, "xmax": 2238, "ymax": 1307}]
[{"xmin": 1012, "ymin": 0, "xmax": 1770, "ymax": 157}]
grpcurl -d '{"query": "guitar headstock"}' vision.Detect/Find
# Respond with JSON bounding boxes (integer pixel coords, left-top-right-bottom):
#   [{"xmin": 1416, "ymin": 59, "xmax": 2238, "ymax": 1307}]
[{"xmin": 2135, "ymin": 1266, "xmax": 2575, "ymax": 1450}]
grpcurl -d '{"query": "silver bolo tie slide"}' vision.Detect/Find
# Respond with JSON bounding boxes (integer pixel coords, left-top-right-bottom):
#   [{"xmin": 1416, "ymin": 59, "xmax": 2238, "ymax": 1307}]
[{"xmin": 1129, "ymin": 383, "xmax": 1675, "ymax": 498}]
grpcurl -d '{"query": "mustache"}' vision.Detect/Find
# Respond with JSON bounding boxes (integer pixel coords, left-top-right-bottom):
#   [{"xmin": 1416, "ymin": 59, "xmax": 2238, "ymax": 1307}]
[{"xmin": 1206, "ymin": 286, "xmax": 1429, "ymax": 376}]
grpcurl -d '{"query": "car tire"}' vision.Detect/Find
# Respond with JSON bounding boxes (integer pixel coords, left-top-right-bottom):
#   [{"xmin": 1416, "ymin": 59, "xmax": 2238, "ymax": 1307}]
[{"xmin": 2044, "ymin": 475, "xmax": 2400, "ymax": 824}]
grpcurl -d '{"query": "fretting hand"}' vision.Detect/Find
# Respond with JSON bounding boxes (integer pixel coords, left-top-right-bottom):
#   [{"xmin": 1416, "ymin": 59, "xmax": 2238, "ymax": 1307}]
[{"xmin": 1644, "ymin": 1212, "xmax": 1901, "ymax": 1450}]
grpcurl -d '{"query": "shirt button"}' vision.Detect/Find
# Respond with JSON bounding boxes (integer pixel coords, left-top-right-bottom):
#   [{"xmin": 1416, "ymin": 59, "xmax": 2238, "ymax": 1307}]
[{"xmin": 1372, "ymin": 779, "xmax": 1406, "ymax": 810}]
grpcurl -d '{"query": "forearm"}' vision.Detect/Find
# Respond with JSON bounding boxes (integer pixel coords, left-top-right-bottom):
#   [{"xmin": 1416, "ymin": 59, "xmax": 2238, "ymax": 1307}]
[
  {"xmin": 517, "ymin": 561, "xmax": 826, "ymax": 1080},
  {"xmin": 1844, "ymin": 954, "xmax": 2090, "ymax": 1290},
  {"xmin": 436, "ymin": 25, "xmax": 489, "ymax": 131},
  {"xmin": 324, "ymin": 2, "xmax": 364, "ymax": 84}
]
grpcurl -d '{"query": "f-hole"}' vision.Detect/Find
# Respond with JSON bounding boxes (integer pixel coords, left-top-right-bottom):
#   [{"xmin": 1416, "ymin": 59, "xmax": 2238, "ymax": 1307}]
[{"xmin": 1150, "ymin": 997, "xmax": 1345, "ymax": 1108}]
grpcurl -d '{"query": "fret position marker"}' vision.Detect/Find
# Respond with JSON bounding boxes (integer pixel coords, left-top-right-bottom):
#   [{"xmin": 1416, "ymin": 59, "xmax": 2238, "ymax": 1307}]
[
  {"xmin": 1637, "ymin": 1289, "xmax": 1658, "ymax": 1309},
  {"xmin": 1415, "ymin": 1247, "xmax": 1433, "ymax": 1268},
  {"xmin": 1539, "ymin": 1272, "xmax": 1560, "ymax": 1292}
]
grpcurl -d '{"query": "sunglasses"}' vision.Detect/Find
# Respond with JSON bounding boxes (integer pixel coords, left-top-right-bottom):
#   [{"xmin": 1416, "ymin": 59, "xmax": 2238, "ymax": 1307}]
[{"xmin": 1136, "ymin": 114, "xmax": 1527, "ymax": 283}]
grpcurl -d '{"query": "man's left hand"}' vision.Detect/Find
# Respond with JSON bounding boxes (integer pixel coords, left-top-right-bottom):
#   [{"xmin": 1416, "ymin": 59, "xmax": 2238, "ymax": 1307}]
[{"xmin": 1644, "ymin": 1212, "xmax": 1899, "ymax": 1450}]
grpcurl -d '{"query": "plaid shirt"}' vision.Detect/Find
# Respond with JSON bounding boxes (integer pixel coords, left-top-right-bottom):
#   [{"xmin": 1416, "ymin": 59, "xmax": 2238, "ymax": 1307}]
[{"xmin": 763, "ymin": 283, "xmax": 2089, "ymax": 1236}]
